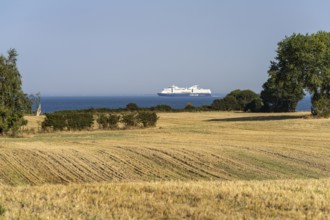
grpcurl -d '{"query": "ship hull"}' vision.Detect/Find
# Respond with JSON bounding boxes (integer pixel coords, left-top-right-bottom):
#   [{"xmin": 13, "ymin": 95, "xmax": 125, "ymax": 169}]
[{"xmin": 157, "ymin": 93, "xmax": 211, "ymax": 97}]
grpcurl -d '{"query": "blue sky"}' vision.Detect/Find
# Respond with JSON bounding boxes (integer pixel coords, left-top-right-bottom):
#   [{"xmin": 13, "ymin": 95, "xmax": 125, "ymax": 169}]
[{"xmin": 1, "ymin": 0, "xmax": 330, "ymax": 95}]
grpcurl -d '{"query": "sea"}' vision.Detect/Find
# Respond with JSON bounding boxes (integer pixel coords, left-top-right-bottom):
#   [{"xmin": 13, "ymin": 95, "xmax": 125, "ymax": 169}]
[{"xmin": 40, "ymin": 95, "xmax": 312, "ymax": 113}]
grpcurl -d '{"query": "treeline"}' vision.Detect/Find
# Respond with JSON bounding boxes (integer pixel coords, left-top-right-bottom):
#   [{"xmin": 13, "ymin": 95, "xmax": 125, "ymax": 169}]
[
  {"xmin": 51, "ymin": 103, "xmax": 210, "ymax": 114},
  {"xmin": 2, "ymin": 30, "xmax": 330, "ymax": 136},
  {"xmin": 41, "ymin": 110, "xmax": 159, "ymax": 132}
]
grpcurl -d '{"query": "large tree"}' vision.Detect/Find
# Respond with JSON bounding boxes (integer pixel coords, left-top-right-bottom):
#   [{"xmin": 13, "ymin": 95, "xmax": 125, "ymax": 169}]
[
  {"xmin": 261, "ymin": 31, "xmax": 330, "ymax": 116},
  {"xmin": 304, "ymin": 32, "xmax": 330, "ymax": 116},
  {"xmin": 0, "ymin": 49, "xmax": 29, "ymax": 136}
]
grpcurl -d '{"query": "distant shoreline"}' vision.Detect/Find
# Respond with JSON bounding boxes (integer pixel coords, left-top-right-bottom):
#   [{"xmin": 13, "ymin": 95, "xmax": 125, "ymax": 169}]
[{"xmin": 38, "ymin": 95, "xmax": 311, "ymax": 113}]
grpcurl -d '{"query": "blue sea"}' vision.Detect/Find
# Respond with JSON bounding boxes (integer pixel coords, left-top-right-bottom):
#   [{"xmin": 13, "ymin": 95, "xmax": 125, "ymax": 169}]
[{"xmin": 40, "ymin": 95, "xmax": 312, "ymax": 113}]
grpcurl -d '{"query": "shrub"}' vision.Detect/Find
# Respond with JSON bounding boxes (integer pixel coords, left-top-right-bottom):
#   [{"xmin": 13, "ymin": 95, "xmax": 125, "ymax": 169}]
[
  {"xmin": 108, "ymin": 114, "xmax": 121, "ymax": 129},
  {"xmin": 42, "ymin": 112, "xmax": 93, "ymax": 131},
  {"xmin": 137, "ymin": 111, "xmax": 159, "ymax": 127},
  {"xmin": 66, "ymin": 112, "xmax": 94, "ymax": 131},
  {"xmin": 42, "ymin": 113, "xmax": 66, "ymax": 131},
  {"xmin": 121, "ymin": 112, "xmax": 138, "ymax": 128},
  {"xmin": 97, "ymin": 114, "xmax": 121, "ymax": 129},
  {"xmin": 97, "ymin": 114, "xmax": 109, "ymax": 129},
  {"xmin": 42, "ymin": 109, "xmax": 159, "ymax": 132}
]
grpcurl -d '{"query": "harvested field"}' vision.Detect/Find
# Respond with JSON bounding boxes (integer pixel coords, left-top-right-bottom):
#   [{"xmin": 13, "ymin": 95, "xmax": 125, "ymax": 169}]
[
  {"xmin": 1, "ymin": 112, "xmax": 329, "ymax": 185},
  {"xmin": 0, "ymin": 111, "xmax": 330, "ymax": 219},
  {"xmin": 0, "ymin": 179, "xmax": 329, "ymax": 219}
]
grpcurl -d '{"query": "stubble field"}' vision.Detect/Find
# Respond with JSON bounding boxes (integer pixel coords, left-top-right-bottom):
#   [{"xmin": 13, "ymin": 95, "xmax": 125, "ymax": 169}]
[{"xmin": 0, "ymin": 111, "xmax": 329, "ymax": 219}]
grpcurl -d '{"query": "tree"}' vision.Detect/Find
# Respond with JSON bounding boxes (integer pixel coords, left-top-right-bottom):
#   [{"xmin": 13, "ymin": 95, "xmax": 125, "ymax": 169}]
[
  {"xmin": 221, "ymin": 95, "xmax": 240, "ymax": 110},
  {"xmin": 227, "ymin": 89, "xmax": 259, "ymax": 111},
  {"xmin": 244, "ymin": 97, "xmax": 263, "ymax": 112},
  {"xmin": 261, "ymin": 34, "xmax": 306, "ymax": 112},
  {"xmin": 211, "ymin": 89, "xmax": 259, "ymax": 111},
  {"xmin": 0, "ymin": 49, "xmax": 29, "ymax": 136},
  {"xmin": 303, "ymin": 32, "xmax": 330, "ymax": 117},
  {"xmin": 260, "ymin": 72, "xmax": 304, "ymax": 112},
  {"xmin": 261, "ymin": 31, "xmax": 330, "ymax": 116}
]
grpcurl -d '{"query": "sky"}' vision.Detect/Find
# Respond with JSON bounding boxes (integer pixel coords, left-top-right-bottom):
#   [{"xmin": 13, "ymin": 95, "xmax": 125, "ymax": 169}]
[{"xmin": 1, "ymin": 0, "xmax": 330, "ymax": 96}]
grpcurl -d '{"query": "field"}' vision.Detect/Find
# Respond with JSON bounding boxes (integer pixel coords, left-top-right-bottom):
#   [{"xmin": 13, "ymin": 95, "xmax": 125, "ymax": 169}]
[{"xmin": 0, "ymin": 112, "xmax": 330, "ymax": 219}]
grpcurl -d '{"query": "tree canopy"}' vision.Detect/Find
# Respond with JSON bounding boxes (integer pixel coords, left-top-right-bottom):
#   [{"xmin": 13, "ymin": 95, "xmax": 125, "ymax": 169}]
[
  {"xmin": 0, "ymin": 49, "xmax": 29, "ymax": 136},
  {"xmin": 261, "ymin": 31, "xmax": 330, "ymax": 117},
  {"xmin": 211, "ymin": 89, "xmax": 260, "ymax": 112}
]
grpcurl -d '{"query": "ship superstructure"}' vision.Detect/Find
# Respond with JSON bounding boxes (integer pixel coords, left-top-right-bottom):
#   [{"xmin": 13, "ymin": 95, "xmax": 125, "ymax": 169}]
[{"xmin": 157, "ymin": 85, "xmax": 211, "ymax": 97}]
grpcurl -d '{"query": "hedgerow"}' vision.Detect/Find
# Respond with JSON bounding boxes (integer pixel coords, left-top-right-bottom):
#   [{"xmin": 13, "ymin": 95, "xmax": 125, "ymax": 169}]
[
  {"xmin": 43, "ymin": 111, "xmax": 159, "ymax": 132},
  {"xmin": 42, "ymin": 112, "xmax": 93, "ymax": 131}
]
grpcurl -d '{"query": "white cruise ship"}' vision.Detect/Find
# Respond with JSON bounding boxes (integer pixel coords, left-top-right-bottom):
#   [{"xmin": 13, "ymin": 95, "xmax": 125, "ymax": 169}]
[{"xmin": 157, "ymin": 85, "xmax": 212, "ymax": 97}]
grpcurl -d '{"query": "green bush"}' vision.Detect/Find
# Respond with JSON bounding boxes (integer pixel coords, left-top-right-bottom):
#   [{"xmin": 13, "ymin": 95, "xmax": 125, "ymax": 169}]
[
  {"xmin": 42, "ymin": 110, "xmax": 159, "ymax": 132},
  {"xmin": 42, "ymin": 112, "xmax": 93, "ymax": 131},
  {"xmin": 42, "ymin": 113, "xmax": 66, "ymax": 131},
  {"xmin": 108, "ymin": 114, "xmax": 121, "ymax": 129},
  {"xmin": 97, "ymin": 114, "xmax": 109, "ymax": 129},
  {"xmin": 137, "ymin": 111, "xmax": 159, "ymax": 127},
  {"xmin": 97, "ymin": 113, "xmax": 120, "ymax": 129},
  {"xmin": 121, "ymin": 112, "xmax": 138, "ymax": 128},
  {"xmin": 66, "ymin": 112, "xmax": 94, "ymax": 131}
]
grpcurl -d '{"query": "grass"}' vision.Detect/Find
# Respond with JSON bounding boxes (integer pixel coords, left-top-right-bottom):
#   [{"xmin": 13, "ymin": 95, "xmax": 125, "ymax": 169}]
[
  {"xmin": 0, "ymin": 179, "xmax": 329, "ymax": 219},
  {"xmin": 2, "ymin": 112, "xmax": 327, "ymax": 184},
  {"xmin": 0, "ymin": 111, "xmax": 329, "ymax": 218}
]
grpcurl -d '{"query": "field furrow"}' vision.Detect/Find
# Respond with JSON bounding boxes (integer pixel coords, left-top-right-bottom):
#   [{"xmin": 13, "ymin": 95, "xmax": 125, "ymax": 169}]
[{"xmin": 0, "ymin": 112, "xmax": 329, "ymax": 185}]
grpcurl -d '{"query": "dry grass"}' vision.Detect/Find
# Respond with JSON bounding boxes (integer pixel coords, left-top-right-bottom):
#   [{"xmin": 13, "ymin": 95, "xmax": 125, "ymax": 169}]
[
  {"xmin": 1, "ymin": 112, "xmax": 329, "ymax": 185},
  {"xmin": 0, "ymin": 179, "xmax": 329, "ymax": 219},
  {"xmin": 0, "ymin": 111, "xmax": 329, "ymax": 219}
]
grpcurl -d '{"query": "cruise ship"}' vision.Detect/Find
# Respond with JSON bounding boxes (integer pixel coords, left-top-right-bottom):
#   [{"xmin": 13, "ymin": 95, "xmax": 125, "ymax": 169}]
[{"xmin": 157, "ymin": 85, "xmax": 212, "ymax": 97}]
